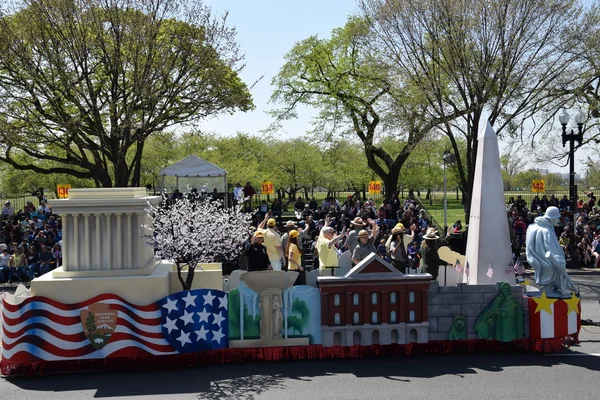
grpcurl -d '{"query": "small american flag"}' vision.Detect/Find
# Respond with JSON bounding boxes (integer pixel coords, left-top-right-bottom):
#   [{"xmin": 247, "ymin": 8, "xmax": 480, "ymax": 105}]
[
  {"xmin": 514, "ymin": 259, "xmax": 526, "ymax": 275},
  {"xmin": 464, "ymin": 261, "xmax": 470, "ymax": 277},
  {"xmin": 453, "ymin": 259, "xmax": 463, "ymax": 272},
  {"xmin": 486, "ymin": 262, "xmax": 495, "ymax": 278}
]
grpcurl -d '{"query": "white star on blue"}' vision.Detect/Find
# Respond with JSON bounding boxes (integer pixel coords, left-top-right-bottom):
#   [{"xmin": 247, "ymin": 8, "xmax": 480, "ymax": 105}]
[{"xmin": 159, "ymin": 289, "xmax": 229, "ymax": 353}]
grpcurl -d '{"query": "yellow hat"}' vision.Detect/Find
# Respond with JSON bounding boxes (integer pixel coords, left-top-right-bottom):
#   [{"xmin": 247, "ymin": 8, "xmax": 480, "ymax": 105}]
[
  {"xmin": 267, "ymin": 218, "xmax": 276, "ymax": 227},
  {"xmin": 254, "ymin": 231, "xmax": 264, "ymax": 238},
  {"xmin": 289, "ymin": 229, "xmax": 299, "ymax": 238}
]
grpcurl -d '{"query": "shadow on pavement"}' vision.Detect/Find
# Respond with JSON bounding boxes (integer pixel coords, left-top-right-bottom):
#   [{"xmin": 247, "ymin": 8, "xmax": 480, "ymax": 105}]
[{"xmin": 4, "ymin": 352, "xmax": 600, "ymax": 399}]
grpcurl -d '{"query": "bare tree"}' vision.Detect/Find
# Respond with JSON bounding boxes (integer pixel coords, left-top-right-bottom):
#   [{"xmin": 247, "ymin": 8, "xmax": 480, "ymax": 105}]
[{"xmin": 360, "ymin": 0, "xmax": 583, "ymax": 217}]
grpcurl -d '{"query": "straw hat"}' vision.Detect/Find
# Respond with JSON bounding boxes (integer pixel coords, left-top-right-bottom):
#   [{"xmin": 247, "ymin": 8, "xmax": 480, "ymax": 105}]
[
  {"xmin": 423, "ymin": 230, "xmax": 439, "ymax": 240},
  {"xmin": 357, "ymin": 229, "xmax": 370, "ymax": 238},
  {"xmin": 391, "ymin": 225, "xmax": 405, "ymax": 234},
  {"xmin": 351, "ymin": 217, "xmax": 365, "ymax": 227},
  {"xmin": 285, "ymin": 220, "xmax": 297, "ymax": 228}
]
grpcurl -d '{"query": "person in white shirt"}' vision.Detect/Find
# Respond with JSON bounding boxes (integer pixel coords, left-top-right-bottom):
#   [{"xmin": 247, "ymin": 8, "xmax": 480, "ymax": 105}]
[
  {"xmin": 0, "ymin": 248, "xmax": 11, "ymax": 282},
  {"xmin": 233, "ymin": 183, "xmax": 243, "ymax": 204},
  {"xmin": 38, "ymin": 200, "xmax": 51, "ymax": 214},
  {"xmin": 2, "ymin": 202, "xmax": 14, "ymax": 221}
]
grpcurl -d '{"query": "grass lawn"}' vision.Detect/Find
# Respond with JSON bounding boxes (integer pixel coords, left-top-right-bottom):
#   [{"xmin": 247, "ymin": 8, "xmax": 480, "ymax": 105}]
[{"xmin": 422, "ymin": 198, "xmax": 467, "ymax": 229}]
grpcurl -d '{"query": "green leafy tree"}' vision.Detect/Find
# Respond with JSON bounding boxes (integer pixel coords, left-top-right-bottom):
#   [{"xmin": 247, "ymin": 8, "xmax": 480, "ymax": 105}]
[
  {"xmin": 271, "ymin": 17, "xmax": 451, "ymax": 199},
  {"xmin": 0, "ymin": 0, "xmax": 252, "ymax": 187},
  {"xmin": 286, "ymin": 298, "xmax": 310, "ymax": 335}
]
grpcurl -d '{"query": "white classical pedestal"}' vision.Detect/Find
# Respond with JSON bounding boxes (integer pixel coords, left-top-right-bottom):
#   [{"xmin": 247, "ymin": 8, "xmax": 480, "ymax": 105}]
[
  {"xmin": 229, "ymin": 271, "xmax": 309, "ymax": 348},
  {"xmin": 464, "ymin": 121, "xmax": 515, "ymax": 284},
  {"xmin": 31, "ymin": 188, "xmax": 173, "ymax": 304}
]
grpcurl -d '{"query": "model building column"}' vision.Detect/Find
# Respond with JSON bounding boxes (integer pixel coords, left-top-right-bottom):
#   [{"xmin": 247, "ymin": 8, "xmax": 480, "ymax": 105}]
[{"xmin": 61, "ymin": 214, "xmax": 69, "ymax": 271}]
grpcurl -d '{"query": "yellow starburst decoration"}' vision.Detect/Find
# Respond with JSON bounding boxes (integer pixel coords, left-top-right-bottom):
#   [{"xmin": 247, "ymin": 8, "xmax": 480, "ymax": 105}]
[
  {"xmin": 564, "ymin": 292, "xmax": 580, "ymax": 315},
  {"xmin": 532, "ymin": 291, "xmax": 558, "ymax": 315},
  {"xmin": 519, "ymin": 278, "xmax": 531, "ymax": 286}
]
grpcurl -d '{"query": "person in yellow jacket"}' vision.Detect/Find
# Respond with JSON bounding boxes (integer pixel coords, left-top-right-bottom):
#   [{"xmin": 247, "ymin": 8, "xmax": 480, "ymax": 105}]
[{"xmin": 286, "ymin": 230, "xmax": 305, "ymax": 285}]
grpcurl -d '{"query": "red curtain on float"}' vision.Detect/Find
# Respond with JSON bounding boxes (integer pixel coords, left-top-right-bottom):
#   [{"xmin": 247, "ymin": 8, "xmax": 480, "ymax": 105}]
[{"xmin": 0, "ymin": 337, "xmax": 571, "ymax": 376}]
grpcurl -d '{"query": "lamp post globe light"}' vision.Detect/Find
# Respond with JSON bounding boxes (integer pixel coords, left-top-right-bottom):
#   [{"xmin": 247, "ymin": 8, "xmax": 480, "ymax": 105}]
[
  {"xmin": 443, "ymin": 150, "xmax": 456, "ymax": 235},
  {"xmin": 559, "ymin": 108, "xmax": 586, "ymax": 265}
]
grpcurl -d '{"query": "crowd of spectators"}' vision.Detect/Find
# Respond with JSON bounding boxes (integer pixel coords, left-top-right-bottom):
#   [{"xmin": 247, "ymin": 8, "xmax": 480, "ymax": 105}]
[
  {"xmin": 244, "ymin": 192, "xmax": 449, "ymax": 276},
  {"xmin": 506, "ymin": 192, "xmax": 600, "ymax": 267},
  {"xmin": 0, "ymin": 199, "xmax": 62, "ymax": 284}
]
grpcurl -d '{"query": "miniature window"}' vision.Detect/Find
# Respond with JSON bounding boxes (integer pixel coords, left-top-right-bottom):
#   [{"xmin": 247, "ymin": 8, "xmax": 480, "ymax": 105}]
[
  {"xmin": 372, "ymin": 293, "xmax": 378, "ymax": 304},
  {"xmin": 334, "ymin": 313, "xmax": 340, "ymax": 325},
  {"xmin": 353, "ymin": 293, "xmax": 360, "ymax": 305},
  {"xmin": 390, "ymin": 292, "xmax": 397, "ymax": 304},
  {"xmin": 409, "ymin": 310, "xmax": 416, "ymax": 322},
  {"xmin": 372, "ymin": 311, "xmax": 378, "ymax": 324},
  {"xmin": 409, "ymin": 291, "xmax": 415, "ymax": 303},
  {"xmin": 334, "ymin": 294, "xmax": 340, "ymax": 306},
  {"xmin": 353, "ymin": 312, "xmax": 360, "ymax": 324},
  {"xmin": 390, "ymin": 311, "xmax": 397, "ymax": 323}
]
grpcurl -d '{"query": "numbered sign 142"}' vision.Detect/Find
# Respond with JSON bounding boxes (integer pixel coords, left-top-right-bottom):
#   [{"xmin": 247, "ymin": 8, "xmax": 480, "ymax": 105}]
[{"xmin": 531, "ymin": 180, "xmax": 545, "ymax": 193}]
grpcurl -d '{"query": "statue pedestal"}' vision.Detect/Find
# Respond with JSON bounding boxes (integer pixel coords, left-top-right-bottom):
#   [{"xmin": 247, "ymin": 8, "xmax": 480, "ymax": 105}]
[{"xmin": 238, "ymin": 271, "xmax": 304, "ymax": 347}]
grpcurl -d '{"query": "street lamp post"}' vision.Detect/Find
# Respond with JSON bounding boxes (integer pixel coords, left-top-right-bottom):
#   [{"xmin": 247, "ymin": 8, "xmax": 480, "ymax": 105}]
[
  {"xmin": 559, "ymin": 109, "xmax": 586, "ymax": 264},
  {"xmin": 443, "ymin": 150, "xmax": 456, "ymax": 235}
]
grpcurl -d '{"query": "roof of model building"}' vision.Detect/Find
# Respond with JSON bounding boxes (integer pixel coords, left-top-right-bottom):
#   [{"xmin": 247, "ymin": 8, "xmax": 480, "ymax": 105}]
[{"xmin": 318, "ymin": 253, "xmax": 432, "ymax": 283}]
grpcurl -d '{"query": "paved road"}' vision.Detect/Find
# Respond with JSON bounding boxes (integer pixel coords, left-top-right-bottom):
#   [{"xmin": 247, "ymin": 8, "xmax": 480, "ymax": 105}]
[{"xmin": 1, "ymin": 271, "xmax": 600, "ymax": 400}]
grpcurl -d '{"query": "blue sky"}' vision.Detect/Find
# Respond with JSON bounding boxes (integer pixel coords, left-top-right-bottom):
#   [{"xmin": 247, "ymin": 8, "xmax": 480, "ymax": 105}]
[
  {"xmin": 201, "ymin": 0, "xmax": 591, "ymax": 175},
  {"xmin": 203, "ymin": 0, "xmax": 358, "ymax": 138}
]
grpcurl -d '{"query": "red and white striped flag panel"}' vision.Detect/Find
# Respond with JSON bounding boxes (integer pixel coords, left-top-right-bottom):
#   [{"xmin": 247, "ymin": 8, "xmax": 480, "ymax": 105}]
[
  {"xmin": 528, "ymin": 298, "xmax": 581, "ymax": 339},
  {"xmin": 1, "ymin": 293, "xmax": 176, "ymax": 362}
]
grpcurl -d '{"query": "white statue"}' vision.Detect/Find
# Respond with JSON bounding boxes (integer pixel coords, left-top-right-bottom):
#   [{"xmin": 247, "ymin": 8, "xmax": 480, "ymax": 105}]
[
  {"xmin": 526, "ymin": 206, "xmax": 577, "ymax": 297},
  {"xmin": 271, "ymin": 295, "xmax": 283, "ymax": 339}
]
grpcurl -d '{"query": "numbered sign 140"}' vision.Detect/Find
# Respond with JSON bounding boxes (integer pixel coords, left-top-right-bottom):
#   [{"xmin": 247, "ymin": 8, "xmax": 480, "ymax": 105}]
[{"xmin": 368, "ymin": 181, "xmax": 381, "ymax": 194}]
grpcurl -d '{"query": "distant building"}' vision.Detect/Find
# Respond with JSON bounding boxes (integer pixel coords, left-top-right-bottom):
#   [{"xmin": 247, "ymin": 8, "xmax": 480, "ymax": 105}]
[{"xmin": 318, "ymin": 253, "xmax": 431, "ymax": 347}]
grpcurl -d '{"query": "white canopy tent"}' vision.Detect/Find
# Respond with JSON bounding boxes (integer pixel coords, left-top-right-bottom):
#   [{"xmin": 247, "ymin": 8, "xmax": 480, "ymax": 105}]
[{"xmin": 160, "ymin": 155, "xmax": 228, "ymax": 206}]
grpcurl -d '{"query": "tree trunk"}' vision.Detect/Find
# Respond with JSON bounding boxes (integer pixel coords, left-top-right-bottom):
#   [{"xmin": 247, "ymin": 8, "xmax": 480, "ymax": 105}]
[
  {"xmin": 382, "ymin": 168, "xmax": 400, "ymax": 202},
  {"xmin": 130, "ymin": 139, "xmax": 145, "ymax": 187},
  {"xmin": 114, "ymin": 156, "xmax": 131, "ymax": 187},
  {"xmin": 185, "ymin": 264, "xmax": 196, "ymax": 291},
  {"xmin": 176, "ymin": 263, "xmax": 190, "ymax": 291}
]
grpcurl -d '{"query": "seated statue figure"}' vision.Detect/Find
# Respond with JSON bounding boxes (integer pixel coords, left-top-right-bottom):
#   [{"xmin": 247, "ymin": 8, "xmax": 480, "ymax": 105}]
[
  {"xmin": 474, "ymin": 282, "xmax": 524, "ymax": 342},
  {"xmin": 526, "ymin": 206, "xmax": 577, "ymax": 297}
]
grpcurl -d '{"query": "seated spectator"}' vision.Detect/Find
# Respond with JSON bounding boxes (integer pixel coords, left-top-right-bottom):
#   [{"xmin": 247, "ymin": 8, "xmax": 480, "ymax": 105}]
[
  {"xmin": 35, "ymin": 230, "xmax": 47, "ymax": 247},
  {"xmin": 0, "ymin": 249, "xmax": 10, "ymax": 283},
  {"xmin": 258, "ymin": 200, "xmax": 269, "ymax": 220},
  {"xmin": 8, "ymin": 247, "xmax": 27, "ymax": 282},
  {"xmin": 32, "ymin": 216, "xmax": 43, "ymax": 229},
  {"xmin": 2, "ymin": 201, "xmax": 14, "ymax": 221},
  {"xmin": 52, "ymin": 243, "xmax": 62, "ymax": 268},
  {"xmin": 453, "ymin": 220, "xmax": 463, "ymax": 233},
  {"xmin": 271, "ymin": 198, "xmax": 283, "ymax": 225},
  {"xmin": 38, "ymin": 245, "xmax": 54, "ymax": 275},
  {"xmin": 559, "ymin": 195, "xmax": 570, "ymax": 211},
  {"xmin": 38, "ymin": 200, "xmax": 51, "ymax": 214},
  {"xmin": 26, "ymin": 247, "xmax": 39, "ymax": 279}
]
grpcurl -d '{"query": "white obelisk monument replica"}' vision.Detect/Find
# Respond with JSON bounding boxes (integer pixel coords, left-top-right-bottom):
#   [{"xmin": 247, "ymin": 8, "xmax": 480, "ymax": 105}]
[{"xmin": 464, "ymin": 121, "xmax": 515, "ymax": 284}]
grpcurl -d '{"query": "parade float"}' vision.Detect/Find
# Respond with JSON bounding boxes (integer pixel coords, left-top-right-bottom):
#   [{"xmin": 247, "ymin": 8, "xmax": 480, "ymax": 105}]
[{"xmin": 0, "ymin": 123, "xmax": 580, "ymax": 376}]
